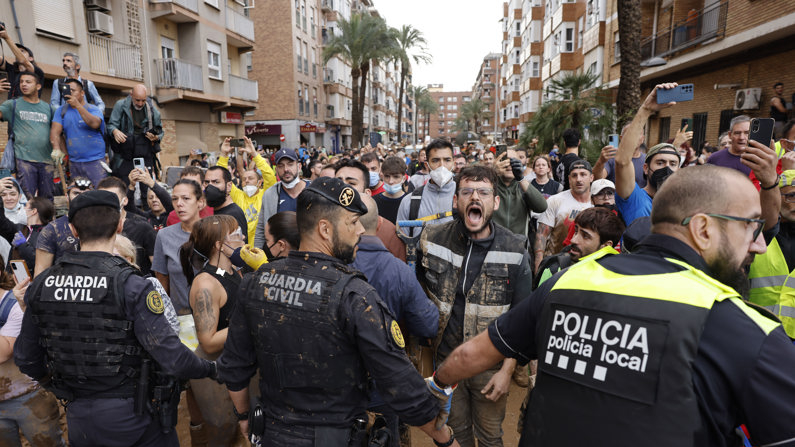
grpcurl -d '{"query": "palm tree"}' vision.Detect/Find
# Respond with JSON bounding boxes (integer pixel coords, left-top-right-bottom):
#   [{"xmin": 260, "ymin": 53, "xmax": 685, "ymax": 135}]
[
  {"xmin": 323, "ymin": 13, "xmax": 396, "ymax": 147},
  {"xmin": 616, "ymin": 0, "xmax": 642, "ymax": 125},
  {"xmin": 415, "ymin": 87, "xmax": 438, "ymax": 142},
  {"xmin": 461, "ymin": 98, "xmax": 490, "ymax": 135},
  {"xmin": 519, "ymin": 70, "xmax": 614, "ymax": 162},
  {"xmin": 411, "ymin": 84, "xmax": 427, "ymax": 143},
  {"xmin": 391, "ymin": 25, "xmax": 431, "ymax": 144}
]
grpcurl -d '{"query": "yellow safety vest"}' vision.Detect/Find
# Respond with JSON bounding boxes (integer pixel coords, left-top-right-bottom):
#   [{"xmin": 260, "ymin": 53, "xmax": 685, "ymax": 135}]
[{"xmin": 748, "ymin": 237, "xmax": 795, "ymax": 337}]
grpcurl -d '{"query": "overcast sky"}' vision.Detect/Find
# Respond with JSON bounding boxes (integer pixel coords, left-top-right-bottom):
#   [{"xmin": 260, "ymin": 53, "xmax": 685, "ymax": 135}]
[{"xmin": 372, "ymin": 0, "xmax": 503, "ymax": 92}]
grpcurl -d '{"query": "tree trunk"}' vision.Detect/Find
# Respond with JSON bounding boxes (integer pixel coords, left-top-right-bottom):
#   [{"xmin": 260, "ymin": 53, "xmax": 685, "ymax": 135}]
[
  {"xmin": 616, "ymin": 0, "xmax": 642, "ymax": 127},
  {"xmin": 351, "ymin": 66, "xmax": 362, "ymax": 149},
  {"xmin": 397, "ymin": 66, "xmax": 407, "ymax": 144},
  {"xmin": 358, "ymin": 61, "xmax": 370, "ymax": 148}
]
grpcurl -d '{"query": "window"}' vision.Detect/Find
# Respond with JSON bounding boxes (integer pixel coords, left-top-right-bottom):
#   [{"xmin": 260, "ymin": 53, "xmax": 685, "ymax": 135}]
[
  {"xmin": 578, "ymin": 17, "xmax": 584, "ymax": 49},
  {"xmin": 614, "ymin": 31, "xmax": 621, "ymax": 62},
  {"xmin": 311, "ymin": 48, "xmax": 317, "ymax": 78},
  {"xmin": 32, "ymin": 0, "xmax": 75, "ymax": 39},
  {"xmin": 310, "ymin": 7, "xmax": 316, "ymax": 36},
  {"xmin": 296, "ymin": 0, "xmax": 301, "ymax": 26},
  {"xmin": 298, "ymin": 84, "xmax": 304, "ymax": 114},
  {"xmin": 205, "ymin": 0, "xmax": 220, "ymax": 8},
  {"xmin": 161, "ymin": 37, "xmax": 175, "ymax": 59},
  {"xmin": 515, "ymin": 21, "xmax": 521, "ymax": 37},
  {"xmin": 313, "ymin": 88, "xmax": 318, "ymax": 117},
  {"xmin": 296, "ymin": 38, "xmax": 302, "ymax": 71},
  {"xmin": 207, "ymin": 41, "xmax": 222, "ymax": 79},
  {"xmin": 303, "ymin": 42, "xmax": 309, "ymax": 74},
  {"xmin": 563, "ymin": 26, "xmax": 574, "ymax": 52},
  {"xmin": 245, "ymin": 52, "xmax": 253, "ymax": 71},
  {"xmin": 658, "ymin": 117, "xmax": 670, "ymax": 143},
  {"xmin": 532, "ymin": 59, "xmax": 540, "ymax": 77},
  {"xmin": 439, "ymin": 97, "xmax": 445, "ymax": 102}
]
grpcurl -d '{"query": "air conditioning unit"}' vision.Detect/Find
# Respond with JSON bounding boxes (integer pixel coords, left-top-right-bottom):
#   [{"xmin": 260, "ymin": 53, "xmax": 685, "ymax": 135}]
[
  {"xmin": 85, "ymin": 0, "xmax": 111, "ymax": 12},
  {"xmin": 87, "ymin": 10, "xmax": 114, "ymax": 35},
  {"xmin": 734, "ymin": 88, "xmax": 762, "ymax": 110}
]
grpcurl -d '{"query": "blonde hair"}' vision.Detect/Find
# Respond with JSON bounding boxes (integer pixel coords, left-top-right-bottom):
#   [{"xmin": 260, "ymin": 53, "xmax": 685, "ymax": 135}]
[{"xmin": 114, "ymin": 235, "xmax": 139, "ymax": 269}]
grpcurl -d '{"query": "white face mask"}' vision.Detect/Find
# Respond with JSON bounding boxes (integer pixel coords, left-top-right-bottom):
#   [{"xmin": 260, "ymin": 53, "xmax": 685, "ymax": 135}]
[
  {"xmin": 429, "ymin": 166, "xmax": 454, "ymax": 187},
  {"xmin": 282, "ymin": 177, "xmax": 301, "ymax": 189},
  {"xmin": 243, "ymin": 185, "xmax": 258, "ymax": 197}
]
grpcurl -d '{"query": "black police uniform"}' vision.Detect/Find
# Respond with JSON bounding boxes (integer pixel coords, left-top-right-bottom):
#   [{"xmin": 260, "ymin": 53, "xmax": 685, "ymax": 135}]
[
  {"xmin": 488, "ymin": 234, "xmax": 795, "ymax": 447},
  {"xmin": 14, "ymin": 191, "xmax": 215, "ymax": 447},
  {"xmin": 217, "ymin": 178, "xmax": 439, "ymax": 446}
]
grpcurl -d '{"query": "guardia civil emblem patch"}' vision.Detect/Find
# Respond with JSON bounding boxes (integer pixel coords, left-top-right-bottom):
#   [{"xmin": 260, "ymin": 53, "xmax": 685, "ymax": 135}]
[{"xmin": 146, "ymin": 290, "xmax": 165, "ymax": 315}]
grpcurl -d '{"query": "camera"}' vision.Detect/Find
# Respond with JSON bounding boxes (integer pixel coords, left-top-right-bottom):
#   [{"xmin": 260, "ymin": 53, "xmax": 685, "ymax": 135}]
[
  {"xmin": 0, "ymin": 22, "xmax": 6, "ymax": 32},
  {"xmin": 59, "ymin": 83, "xmax": 71, "ymax": 98},
  {"xmin": 231, "ymin": 138, "xmax": 246, "ymax": 148}
]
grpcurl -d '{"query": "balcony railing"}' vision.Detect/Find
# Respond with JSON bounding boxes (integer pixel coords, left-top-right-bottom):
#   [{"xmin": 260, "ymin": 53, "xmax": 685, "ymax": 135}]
[
  {"xmin": 87, "ymin": 34, "xmax": 143, "ymax": 81},
  {"xmin": 324, "ymin": 69, "xmax": 334, "ymax": 84},
  {"xmin": 641, "ymin": 1, "xmax": 728, "ymax": 62},
  {"xmin": 150, "ymin": 0, "xmax": 198, "ymax": 12},
  {"xmin": 226, "ymin": 7, "xmax": 255, "ymax": 41},
  {"xmin": 154, "ymin": 58, "xmax": 203, "ymax": 91},
  {"xmin": 229, "ymin": 74, "xmax": 258, "ymax": 102}
]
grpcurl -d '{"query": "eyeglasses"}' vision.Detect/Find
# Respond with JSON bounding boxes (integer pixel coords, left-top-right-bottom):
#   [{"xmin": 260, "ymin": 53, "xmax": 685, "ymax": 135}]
[
  {"xmin": 681, "ymin": 213, "xmax": 765, "ymax": 241},
  {"xmin": 458, "ymin": 187, "xmax": 494, "ymax": 198},
  {"xmin": 782, "ymin": 192, "xmax": 795, "ymax": 203},
  {"xmin": 782, "ymin": 139, "xmax": 795, "ymax": 150},
  {"xmin": 593, "ymin": 190, "xmax": 615, "ymax": 199}
]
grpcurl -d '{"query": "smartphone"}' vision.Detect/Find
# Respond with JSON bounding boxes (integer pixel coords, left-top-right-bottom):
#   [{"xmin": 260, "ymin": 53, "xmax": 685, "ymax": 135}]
[
  {"xmin": 59, "ymin": 83, "xmax": 71, "ymax": 98},
  {"xmin": 10, "ymin": 260, "xmax": 30, "ymax": 285},
  {"xmin": 495, "ymin": 144, "xmax": 508, "ymax": 160},
  {"xmin": 608, "ymin": 134, "xmax": 619, "ymax": 147},
  {"xmin": 681, "ymin": 118, "xmax": 693, "ymax": 131},
  {"xmin": 657, "ymin": 83, "xmax": 694, "ymax": 104},
  {"xmin": 231, "ymin": 138, "xmax": 246, "ymax": 148},
  {"xmin": 133, "ymin": 157, "xmax": 146, "ymax": 170},
  {"xmin": 749, "ymin": 118, "xmax": 775, "ymax": 147}
]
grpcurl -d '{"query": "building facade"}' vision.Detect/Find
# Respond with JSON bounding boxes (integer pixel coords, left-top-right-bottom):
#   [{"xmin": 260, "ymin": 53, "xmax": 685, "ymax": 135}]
[
  {"xmin": 472, "ymin": 53, "xmax": 501, "ymax": 142},
  {"xmin": 0, "ymin": 0, "xmax": 259, "ymax": 168},
  {"xmin": 417, "ymin": 84, "xmax": 471, "ymax": 141}
]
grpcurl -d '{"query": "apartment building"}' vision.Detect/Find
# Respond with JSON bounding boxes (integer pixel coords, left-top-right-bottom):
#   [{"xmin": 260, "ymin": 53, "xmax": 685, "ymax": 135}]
[
  {"xmin": 625, "ymin": 0, "xmax": 795, "ymax": 149},
  {"xmin": 472, "ymin": 53, "xmax": 501, "ymax": 141},
  {"xmin": 499, "ymin": 0, "xmax": 524, "ymax": 141},
  {"xmin": 417, "ymin": 84, "xmax": 471, "ymax": 141},
  {"xmin": 0, "ymin": 0, "xmax": 259, "ymax": 167}
]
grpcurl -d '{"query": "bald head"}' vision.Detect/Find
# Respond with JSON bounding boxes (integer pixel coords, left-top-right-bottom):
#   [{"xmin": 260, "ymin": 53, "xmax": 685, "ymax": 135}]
[
  {"xmin": 132, "ymin": 84, "xmax": 148, "ymax": 109},
  {"xmin": 651, "ymin": 165, "xmax": 752, "ymax": 232},
  {"xmin": 359, "ymin": 195, "xmax": 379, "ymax": 235}
]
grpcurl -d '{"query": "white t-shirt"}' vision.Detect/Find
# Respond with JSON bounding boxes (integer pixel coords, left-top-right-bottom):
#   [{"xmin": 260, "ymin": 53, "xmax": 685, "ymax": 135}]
[
  {"xmin": 536, "ymin": 190, "xmax": 592, "ymax": 255},
  {"xmin": 0, "ymin": 301, "xmax": 23, "ymax": 337}
]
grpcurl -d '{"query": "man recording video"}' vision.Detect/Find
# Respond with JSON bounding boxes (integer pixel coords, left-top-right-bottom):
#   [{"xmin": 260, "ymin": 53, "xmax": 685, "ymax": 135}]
[{"xmin": 0, "ymin": 25, "xmax": 44, "ymax": 100}]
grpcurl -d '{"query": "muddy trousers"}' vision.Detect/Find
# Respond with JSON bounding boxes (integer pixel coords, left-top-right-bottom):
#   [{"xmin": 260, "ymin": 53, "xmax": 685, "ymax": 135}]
[
  {"xmin": 0, "ymin": 388, "xmax": 64, "ymax": 447},
  {"xmin": 66, "ymin": 397, "xmax": 177, "ymax": 447},
  {"xmin": 448, "ymin": 370, "xmax": 508, "ymax": 447}
]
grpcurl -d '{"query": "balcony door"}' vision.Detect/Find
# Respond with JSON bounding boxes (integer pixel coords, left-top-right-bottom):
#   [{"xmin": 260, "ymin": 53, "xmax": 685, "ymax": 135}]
[
  {"xmin": 161, "ymin": 37, "xmax": 177, "ymax": 87},
  {"xmin": 702, "ymin": 0, "xmax": 720, "ymax": 37}
]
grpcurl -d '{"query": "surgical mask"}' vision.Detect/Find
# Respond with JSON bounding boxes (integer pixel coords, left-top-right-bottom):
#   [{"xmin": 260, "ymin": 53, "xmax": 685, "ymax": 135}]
[
  {"xmin": 282, "ymin": 176, "xmax": 301, "ymax": 189},
  {"xmin": 649, "ymin": 166, "xmax": 674, "ymax": 190},
  {"xmin": 243, "ymin": 185, "xmax": 258, "ymax": 197},
  {"xmin": 429, "ymin": 166, "xmax": 454, "ymax": 187},
  {"xmin": 204, "ymin": 184, "xmax": 227, "ymax": 208},
  {"xmin": 383, "ymin": 182, "xmax": 403, "ymax": 195},
  {"xmin": 369, "ymin": 171, "xmax": 380, "ymax": 188}
]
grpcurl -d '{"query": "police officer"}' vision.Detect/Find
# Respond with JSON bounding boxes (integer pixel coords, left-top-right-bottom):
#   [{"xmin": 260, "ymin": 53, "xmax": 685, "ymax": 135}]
[
  {"xmin": 217, "ymin": 177, "xmax": 458, "ymax": 447},
  {"xmin": 431, "ymin": 165, "xmax": 795, "ymax": 446},
  {"xmin": 14, "ymin": 190, "xmax": 218, "ymax": 446}
]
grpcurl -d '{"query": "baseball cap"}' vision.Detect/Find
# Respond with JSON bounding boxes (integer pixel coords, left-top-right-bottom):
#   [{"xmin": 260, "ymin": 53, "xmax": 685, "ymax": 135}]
[
  {"xmin": 68, "ymin": 190, "xmax": 120, "ymax": 222},
  {"xmin": 274, "ymin": 148, "xmax": 298, "ymax": 164},
  {"xmin": 591, "ymin": 179, "xmax": 615, "ymax": 196},
  {"xmin": 645, "ymin": 143, "xmax": 679, "ymax": 164},
  {"xmin": 305, "ymin": 177, "xmax": 367, "ymax": 215},
  {"xmin": 569, "ymin": 159, "xmax": 593, "ymax": 173}
]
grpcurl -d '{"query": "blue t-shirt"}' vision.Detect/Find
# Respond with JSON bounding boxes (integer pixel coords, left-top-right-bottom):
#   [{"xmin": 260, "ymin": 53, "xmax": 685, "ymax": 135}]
[
  {"xmin": 276, "ymin": 181, "xmax": 309, "ymax": 213},
  {"xmin": 616, "ymin": 183, "xmax": 652, "ymax": 226},
  {"xmin": 53, "ymin": 104, "xmax": 106, "ymax": 162}
]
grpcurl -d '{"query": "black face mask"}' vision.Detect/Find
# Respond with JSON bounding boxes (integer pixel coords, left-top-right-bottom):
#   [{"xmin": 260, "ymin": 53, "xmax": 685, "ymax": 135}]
[
  {"xmin": 649, "ymin": 166, "xmax": 674, "ymax": 190},
  {"xmin": 596, "ymin": 203, "xmax": 618, "ymax": 212},
  {"xmin": 263, "ymin": 242, "xmax": 277, "ymax": 262},
  {"xmin": 204, "ymin": 184, "xmax": 227, "ymax": 208}
]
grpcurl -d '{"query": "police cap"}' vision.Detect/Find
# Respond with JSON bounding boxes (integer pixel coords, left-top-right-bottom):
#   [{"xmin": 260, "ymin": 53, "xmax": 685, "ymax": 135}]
[
  {"xmin": 305, "ymin": 176, "xmax": 367, "ymax": 215},
  {"xmin": 68, "ymin": 190, "xmax": 121, "ymax": 222}
]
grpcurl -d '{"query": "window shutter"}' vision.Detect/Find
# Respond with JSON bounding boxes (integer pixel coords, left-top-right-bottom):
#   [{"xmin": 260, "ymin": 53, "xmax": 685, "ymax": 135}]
[{"xmin": 33, "ymin": 0, "xmax": 75, "ymax": 39}]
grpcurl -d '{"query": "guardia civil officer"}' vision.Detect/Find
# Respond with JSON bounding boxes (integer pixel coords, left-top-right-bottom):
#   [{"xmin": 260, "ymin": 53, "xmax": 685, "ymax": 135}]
[
  {"xmin": 431, "ymin": 165, "xmax": 795, "ymax": 447},
  {"xmin": 217, "ymin": 177, "xmax": 458, "ymax": 447},
  {"xmin": 14, "ymin": 190, "xmax": 219, "ymax": 446}
]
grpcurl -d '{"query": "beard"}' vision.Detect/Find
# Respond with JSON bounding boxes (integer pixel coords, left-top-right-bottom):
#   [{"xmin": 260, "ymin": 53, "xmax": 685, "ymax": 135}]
[
  {"xmin": 707, "ymin": 233, "xmax": 752, "ymax": 299},
  {"xmin": 331, "ymin": 228, "xmax": 359, "ymax": 264}
]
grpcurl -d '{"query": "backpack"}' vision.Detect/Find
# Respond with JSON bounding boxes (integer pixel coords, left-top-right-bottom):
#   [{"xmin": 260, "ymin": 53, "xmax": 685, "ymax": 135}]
[
  {"xmin": 0, "ymin": 291, "xmax": 17, "ymax": 328},
  {"xmin": 407, "ymin": 185, "xmax": 456, "ymax": 236}
]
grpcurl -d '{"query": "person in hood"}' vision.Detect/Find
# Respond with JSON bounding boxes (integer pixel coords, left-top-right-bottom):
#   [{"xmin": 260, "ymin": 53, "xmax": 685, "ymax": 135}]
[
  {"xmin": 0, "ymin": 178, "xmax": 27, "ymax": 226},
  {"xmin": 216, "ymin": 137, "xmax": 276, "ymax": 242}
]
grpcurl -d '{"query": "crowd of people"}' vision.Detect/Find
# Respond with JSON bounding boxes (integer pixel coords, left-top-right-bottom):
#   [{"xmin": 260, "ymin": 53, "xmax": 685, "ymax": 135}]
[{"xmin": 2, "ymin": 22, "xmax": 795, "ymax": 447}]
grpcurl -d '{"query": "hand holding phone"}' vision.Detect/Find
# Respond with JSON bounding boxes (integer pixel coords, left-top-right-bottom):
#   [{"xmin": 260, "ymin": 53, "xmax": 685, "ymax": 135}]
[
  {"xmin": 608, "ymin": 134, "xmax": 619, "ymax": 148},
  {"xmin": 749, "ymin": 118, "xmax": 775, "ymax": 148},
  {"xmin": 133, "ymin": 157, "xmax": 146, "ymax": 170},
  {"xmin": 657, "ymin": 84, "xmax": 694, "ymax": 104},
  {"xmin": 10, "ymin": 260, "xmax": 31, "ymax": 285}
]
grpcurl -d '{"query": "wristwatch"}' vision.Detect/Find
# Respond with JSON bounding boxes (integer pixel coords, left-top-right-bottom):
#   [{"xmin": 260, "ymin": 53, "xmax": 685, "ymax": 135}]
[
  {"xmin": 232, "ymin": 406, "xmax": 249, "ymax": 421},
  {"xmin": 433, "ymin": 425, "xmax": 455, "ymax": 447}
]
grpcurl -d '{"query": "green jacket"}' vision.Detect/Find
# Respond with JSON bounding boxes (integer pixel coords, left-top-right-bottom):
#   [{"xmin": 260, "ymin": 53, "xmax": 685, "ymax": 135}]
[{"xmin": 493, "ymin": 179, "xmax": 547, "ymax": 236}]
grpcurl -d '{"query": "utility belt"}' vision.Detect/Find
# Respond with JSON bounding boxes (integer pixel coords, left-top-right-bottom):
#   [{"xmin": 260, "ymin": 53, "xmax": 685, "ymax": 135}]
[
  {"xmin": 133, "ymin": 359, "xmax": 181, "ymax": 434},
  {"xmin": 248, "ymin": 406, "xmax": 389, "ymax": 447}
]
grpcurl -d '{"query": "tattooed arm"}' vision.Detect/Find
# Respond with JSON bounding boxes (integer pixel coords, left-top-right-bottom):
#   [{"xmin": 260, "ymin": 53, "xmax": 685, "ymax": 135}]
[
  {"xmin": 190, "ymin": 274, "xmax": 229, "ymax": 354},
  {"xmin": 534, "ymin": 223, "xmax": 553, "ymax": 274}
]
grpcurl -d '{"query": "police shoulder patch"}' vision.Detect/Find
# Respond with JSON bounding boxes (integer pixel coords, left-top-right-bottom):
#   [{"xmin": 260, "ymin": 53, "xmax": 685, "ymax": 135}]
[
  {"xmin": 146, "ymin": 290, "xmax": 165, "ymax": 315},
  {"xmin": 390, "ymin": 320, "xmax": 405, "ymax": 348}
]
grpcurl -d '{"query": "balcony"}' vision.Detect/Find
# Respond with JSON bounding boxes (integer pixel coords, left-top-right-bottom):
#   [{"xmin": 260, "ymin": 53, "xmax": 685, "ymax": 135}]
[
  {"xmin": 323, "ymin": 69, "xmax": 334, "ymax": 84},
  {"xmin": 154, "ymin": 58, "xmax": 203, "ymax": 91},
  {"xmin": 229, "ymin": 74, "xmax": 258, "ymax": 102},
  {"xmin": 149, "ymin": 0, "xmax": 199, "ymax": 22},
  {"xmin": 326, "ymin": 105, "xmax": 335, "ymax": 119},
  {"xmin": 226, "ymin": 6, "xmax": 255, "ymax": 46},
  {"xmin": 321, "ymin": 0, "xmax": 332, "ymax": 11},
  {"xmin": 87, "ymin": 34, "xmax": 143, "ymax": 81},
  {"xmin": 641, "ymin": 1, "xmax": 728, "ymax": 62}
]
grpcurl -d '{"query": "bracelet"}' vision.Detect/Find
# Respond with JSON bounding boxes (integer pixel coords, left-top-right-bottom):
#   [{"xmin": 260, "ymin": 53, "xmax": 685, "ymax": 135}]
[
  {"xmin": 232, "ymin": 406, "xmax": 249, "ymax": 421},
  {"xmin": 433, "ymin": 426, "xmax": 455, "ymax": 447},
  {"xmin": 761, "ymin": 175, "xmax": 780, "ymax": 191}
]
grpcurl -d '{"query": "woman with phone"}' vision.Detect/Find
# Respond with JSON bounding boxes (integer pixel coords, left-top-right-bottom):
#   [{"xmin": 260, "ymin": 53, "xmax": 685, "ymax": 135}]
[{"xmin": 179, "ymin": 215, "xmax": 244, "ymax": 446}]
